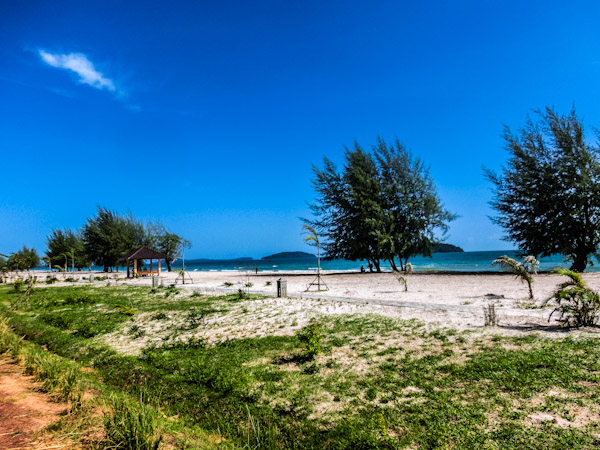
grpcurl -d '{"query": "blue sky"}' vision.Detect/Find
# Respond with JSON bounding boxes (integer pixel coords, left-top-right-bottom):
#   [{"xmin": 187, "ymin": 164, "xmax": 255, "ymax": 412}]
[{"xmin": 2, "ymin": 1, "xmax": 600, "ymax": 259}]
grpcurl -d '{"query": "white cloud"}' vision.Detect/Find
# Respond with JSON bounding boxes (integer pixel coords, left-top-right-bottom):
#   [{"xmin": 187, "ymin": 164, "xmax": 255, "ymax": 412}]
[{"xmin": 39, "ymin": 50, "xmax": 115, "ymax": 91}]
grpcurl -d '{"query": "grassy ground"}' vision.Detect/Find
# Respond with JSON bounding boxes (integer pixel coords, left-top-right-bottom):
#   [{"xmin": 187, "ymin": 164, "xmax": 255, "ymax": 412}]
[{"xmin": 1, "ymin": 281, "xmax": 600, "ymax": 449}]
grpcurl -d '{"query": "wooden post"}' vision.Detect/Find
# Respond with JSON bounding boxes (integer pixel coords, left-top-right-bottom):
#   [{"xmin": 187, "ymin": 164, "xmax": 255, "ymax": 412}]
[
  {"xmin": 133, "ymin": 259, "xmax": 137, "ymax": 276},
  {"xmin": 150, "ymin": 258, "xmax": 153, "ymax": 275},
  {"xmin": 158, "ymin": 259, "xmax": 161, "ymax": 276}
]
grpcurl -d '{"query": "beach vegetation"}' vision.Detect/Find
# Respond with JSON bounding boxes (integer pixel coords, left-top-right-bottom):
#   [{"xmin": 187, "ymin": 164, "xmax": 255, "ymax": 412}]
[
  {"xmin": 46, "ymin": 229, "xmax": 89, "ymax": 271},
  {"xmin": 492, "ymin": 255, "xmax": 538, "ymax": 299},
  {"xmin": 103, "ymin": 394, "xmax": 163, "ymax": 450},
  {"xmin": 296, "ymin": 320, "xmax": 323, "ymax": 359},
  {"xmin": 146, "ymin": 222, "xmax": 190, "ymax": 272},
  {"xmin": 546, "ymin": 268, "xmax": 600, "ymax": 326},
  {"xmin": 82, "ymin": 207, "xmax": 151, "ymax": 272},
  {"xmin": 6, "ymin": 245, "xmax": 40, "ymax": 271},
  {"xmin": 486, "ymin": 107, "xmax": 600, "ymax": 272},
  {"xmin": 2, "ymin": 285, "xmax": 600, "ymax": 448},
  {"xmin": 307, "ymin": 138, "xmax": 455, "ymax": 272},
  {"xmin": 396, "ymin": 262, "xmax": 413, "ymax": 292}
]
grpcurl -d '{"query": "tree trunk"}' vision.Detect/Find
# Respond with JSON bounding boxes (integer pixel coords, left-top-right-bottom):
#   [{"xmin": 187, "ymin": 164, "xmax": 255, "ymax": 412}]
[
  {"xmin": 373, "ymin": 260, "xmax": 381, "ymax": 272},
  {"xmin": 570, "ymin": 253, "xmax": 588, "ymax": 273},
  {"xmin": 389, "ymin": 259, "xmax": 399, "ymax": 272},
  {"xmin": 166, "ymin": 258, "xmax": 173, "ymax": 272}
]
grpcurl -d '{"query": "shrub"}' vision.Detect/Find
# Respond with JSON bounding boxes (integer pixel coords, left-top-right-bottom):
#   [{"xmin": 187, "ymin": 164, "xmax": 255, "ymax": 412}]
[
  {"xmin": 546, "ymin": 268, "xmax": 600, "ymax": 327},
  {"xmin": 115, "ymin": 304, "xmax": 137, "ymax": 316},
  {"xmin": 181, "ymin": 308, "xmax": 205, "ymax": 330},
  {"xmin": 296, "ymin": 321, "xmax": 323, "ymax": 360},
  {"xmin": 151, "ymin": 312, "xmax": 168, "ymax": 321},
  {"xmin": 223, "ymin": 281, "xmax": 233, "ymax": 287},
  {"xmin": 13, "ymin": 279, "xmax": 24, "ymax": 291}
]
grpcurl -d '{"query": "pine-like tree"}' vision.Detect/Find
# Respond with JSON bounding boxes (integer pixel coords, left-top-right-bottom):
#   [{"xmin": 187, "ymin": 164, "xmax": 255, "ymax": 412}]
[
  {"xmin": 486, "ymin": 107, "xmax": 600, "ymax": 272},
  {"xmin": 307, "ymin": 137, "xmax": 454, "ymax": 271},
  {"xmin": 82, "ymin": 207, "xmax": 150, "ymax": 272},
  {"xmin": 46, "ymin": 229, "xmax": 89, "ymax": 270}
]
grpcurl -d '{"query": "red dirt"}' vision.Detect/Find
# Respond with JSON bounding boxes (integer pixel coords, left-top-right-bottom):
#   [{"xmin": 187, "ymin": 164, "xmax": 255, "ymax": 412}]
[{"xmin": 0, "ymin": 356, "xmax": 69, "ymax": 449}]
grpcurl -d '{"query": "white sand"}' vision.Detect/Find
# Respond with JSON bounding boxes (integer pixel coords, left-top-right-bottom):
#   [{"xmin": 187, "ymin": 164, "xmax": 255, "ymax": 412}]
[{"xmin": 21, "ymin": 269, "xmax": 600, "ymax": 336}]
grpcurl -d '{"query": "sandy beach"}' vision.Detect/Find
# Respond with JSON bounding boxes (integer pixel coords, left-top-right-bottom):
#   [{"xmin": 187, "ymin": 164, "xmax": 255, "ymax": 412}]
[{"xmin": 17, "ymin": 269, "xmax": 600, "ymax": 337}]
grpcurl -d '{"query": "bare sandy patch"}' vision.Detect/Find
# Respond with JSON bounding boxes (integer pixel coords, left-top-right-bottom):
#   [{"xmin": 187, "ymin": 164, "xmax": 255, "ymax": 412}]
[{"xmin": 0, "ymin": 356, "xmax": 72, "ymax": 450}]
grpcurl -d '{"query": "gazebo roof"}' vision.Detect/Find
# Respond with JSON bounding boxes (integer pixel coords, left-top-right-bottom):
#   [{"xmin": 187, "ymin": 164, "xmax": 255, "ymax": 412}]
[{"xmin": 121, "ymin": 246, "xmax": 168, "ymax": 261}]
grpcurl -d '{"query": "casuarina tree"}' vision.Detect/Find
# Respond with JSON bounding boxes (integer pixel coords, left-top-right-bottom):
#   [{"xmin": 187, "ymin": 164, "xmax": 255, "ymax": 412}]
[
  {"xmin": 486, "ymin": 107, "xmax": 600, "ymax": 272},
  {"xmin": 307, "ymin": 137, "xmax": 454, "ymax": 271}
]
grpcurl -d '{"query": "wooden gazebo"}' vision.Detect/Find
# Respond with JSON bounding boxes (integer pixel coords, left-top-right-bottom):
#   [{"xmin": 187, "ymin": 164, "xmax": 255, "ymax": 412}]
[{"xmin": 121, "ymin": 246, "xmax": 168, "ymax": 278}]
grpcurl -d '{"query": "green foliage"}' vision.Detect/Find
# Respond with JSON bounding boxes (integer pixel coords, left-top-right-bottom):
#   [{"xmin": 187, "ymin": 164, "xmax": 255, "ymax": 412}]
[
  {"xmin": 146, "ymin": 223, "xmax": 190, "ymax": 272},
  {"xmin": 7, "ymin": 246, "xmax": 40, "ymax": 271},
  {"xmin": 45, "ymin": 229, "xmax": 89, "ymax": 270},
  {"xmin": 307, "ymin": 138, "xmax": 455, "ymax": 272},
  {"xmin": 492, "ymin": 255, "xmax": 538, "ymax": 299},
  {"xmin": 82, "ymin": 207, "xmax": 150, "ymax": 272},
  {"xmin": 115, "ymin": 304, "xmax": 137, "ymax": 316},
  {"xmin": 103, "ymin": 395, "xmax": 163, "ymax": 450},
  {"xmin": 296, "ymin": 321, "xmax": 323, "ymax": 360},
  {"xmin": 547, "ymin": 268, "xmax": 600, "ymax": 326},
  {"xmin": 223, "ymin": 281, "xmax": 233, "ymax": 287},
  {"xmin": 486, "ymin": 107, "xmax": 600, "ymax": 272},
  {"xmin": 13, "ymin": 279, "xmax": 24, "ymax": 291},
  {"xmin": 6, "ymin": 285, "xmax": 600, "ymax": 449}
]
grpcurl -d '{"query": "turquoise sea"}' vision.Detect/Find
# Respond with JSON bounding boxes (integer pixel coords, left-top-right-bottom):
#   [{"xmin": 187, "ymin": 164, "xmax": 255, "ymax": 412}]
[{"xmin": 172, "ymin": 250, "xmax": 579, "ymax": 273}]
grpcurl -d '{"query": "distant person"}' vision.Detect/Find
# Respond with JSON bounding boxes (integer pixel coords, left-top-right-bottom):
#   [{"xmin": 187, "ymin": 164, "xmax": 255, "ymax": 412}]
[{"xmin": 360, "ymin": 265, "xmax": 365, "ymax": 273}]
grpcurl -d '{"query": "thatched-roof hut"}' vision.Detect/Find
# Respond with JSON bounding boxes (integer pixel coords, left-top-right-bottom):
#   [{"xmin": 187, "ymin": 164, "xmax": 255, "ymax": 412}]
[{"xmin": 121, "ymin": 246, "xmax": 168, "ymax": 278}]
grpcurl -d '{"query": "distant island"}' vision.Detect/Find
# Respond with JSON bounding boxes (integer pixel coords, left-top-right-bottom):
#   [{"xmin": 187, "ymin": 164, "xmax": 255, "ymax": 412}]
[
  {"xmin": 261, "ymin": 251, "xmax": 316, "ymax": 260},
  {"xmin": 431, "ymin": 243, "xmax": 464, "ymax": 253}
]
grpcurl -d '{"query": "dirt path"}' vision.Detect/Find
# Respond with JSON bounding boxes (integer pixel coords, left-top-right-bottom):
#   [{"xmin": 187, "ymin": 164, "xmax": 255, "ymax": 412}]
[{"xmin": 0, "ymin": 356, "xmax": 70, "ymax": 450}]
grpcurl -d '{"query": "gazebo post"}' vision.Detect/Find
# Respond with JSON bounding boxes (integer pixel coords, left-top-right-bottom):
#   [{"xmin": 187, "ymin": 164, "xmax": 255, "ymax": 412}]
[
  {"xmin": 150, "ymin": 258, "xmax": 153, "ymax": 276},
  {"xmin": 158, "ymin": 259, "xmax": 161, "ymax": 276},
  {"xmin": 133, "ymin": 259, "xmax": 137, "ymax": 277},
  {"xmin": 126, "ymin": 260, "xmax": 130, "ymax": 278}
]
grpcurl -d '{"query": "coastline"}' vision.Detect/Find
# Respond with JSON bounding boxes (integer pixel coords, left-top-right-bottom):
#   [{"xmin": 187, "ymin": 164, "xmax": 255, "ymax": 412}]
[{"xmin": 11, "ymin": 269, "xmax": 600, "ymax": 337}]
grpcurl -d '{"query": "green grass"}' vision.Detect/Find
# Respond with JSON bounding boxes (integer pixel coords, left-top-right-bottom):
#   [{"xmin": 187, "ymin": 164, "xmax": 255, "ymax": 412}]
[{"xmin": 1, "ymin": 283, "xmax": 600, "ymax": 449}]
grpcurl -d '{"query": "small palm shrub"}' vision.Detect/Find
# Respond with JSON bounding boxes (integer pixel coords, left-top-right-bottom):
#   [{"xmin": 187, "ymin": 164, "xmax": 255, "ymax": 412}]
[
  {"xmin": 492, "ymin": 255, "xmax": 539, "ymax": 300},
  {"xmin": 546, "ymin": 268, "xmax": 600, "ymax": 327}
]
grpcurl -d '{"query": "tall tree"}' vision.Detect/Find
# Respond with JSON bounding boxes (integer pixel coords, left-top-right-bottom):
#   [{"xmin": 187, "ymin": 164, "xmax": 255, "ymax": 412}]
[
  {"xmin": 147, "ymin": 223, "xmax": 191, "ymax": 271},
  {"xmin": 374, "ymin": 138, "xmax": 455, "ymax": 270},
  {"xmin": 82, "ymin": 207, "xmax": 150, "ymax": 272},
  {"xmin": 46, "ymin": 229, "xmax": 89, "ymax": 271},
  {"xmin": 7, "ymin": 246, "xmax": 40, "ymax": 271},
  {"xmin": 307, "ymin": 137, "xmax": 454, "ymax": 271},
  {"xmin": 344, "ymin": 144, "xmax": 386, "ymax": 271},
  {"xmin": 486, "ymin": 107, "xmax": 600, "ymax": 272}
]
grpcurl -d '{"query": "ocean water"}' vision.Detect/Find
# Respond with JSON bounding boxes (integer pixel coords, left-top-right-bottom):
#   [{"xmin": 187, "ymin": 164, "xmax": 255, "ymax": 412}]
[{"xmin": 171, "ymin": 250, "xmax": 578, "ymax": 273}]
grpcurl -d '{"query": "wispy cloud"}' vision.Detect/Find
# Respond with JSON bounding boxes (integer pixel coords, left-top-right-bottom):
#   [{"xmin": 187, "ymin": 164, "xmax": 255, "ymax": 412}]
[{"xmin": 39, "ymin": 50, "xmax": 115, "ymax": 91}]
